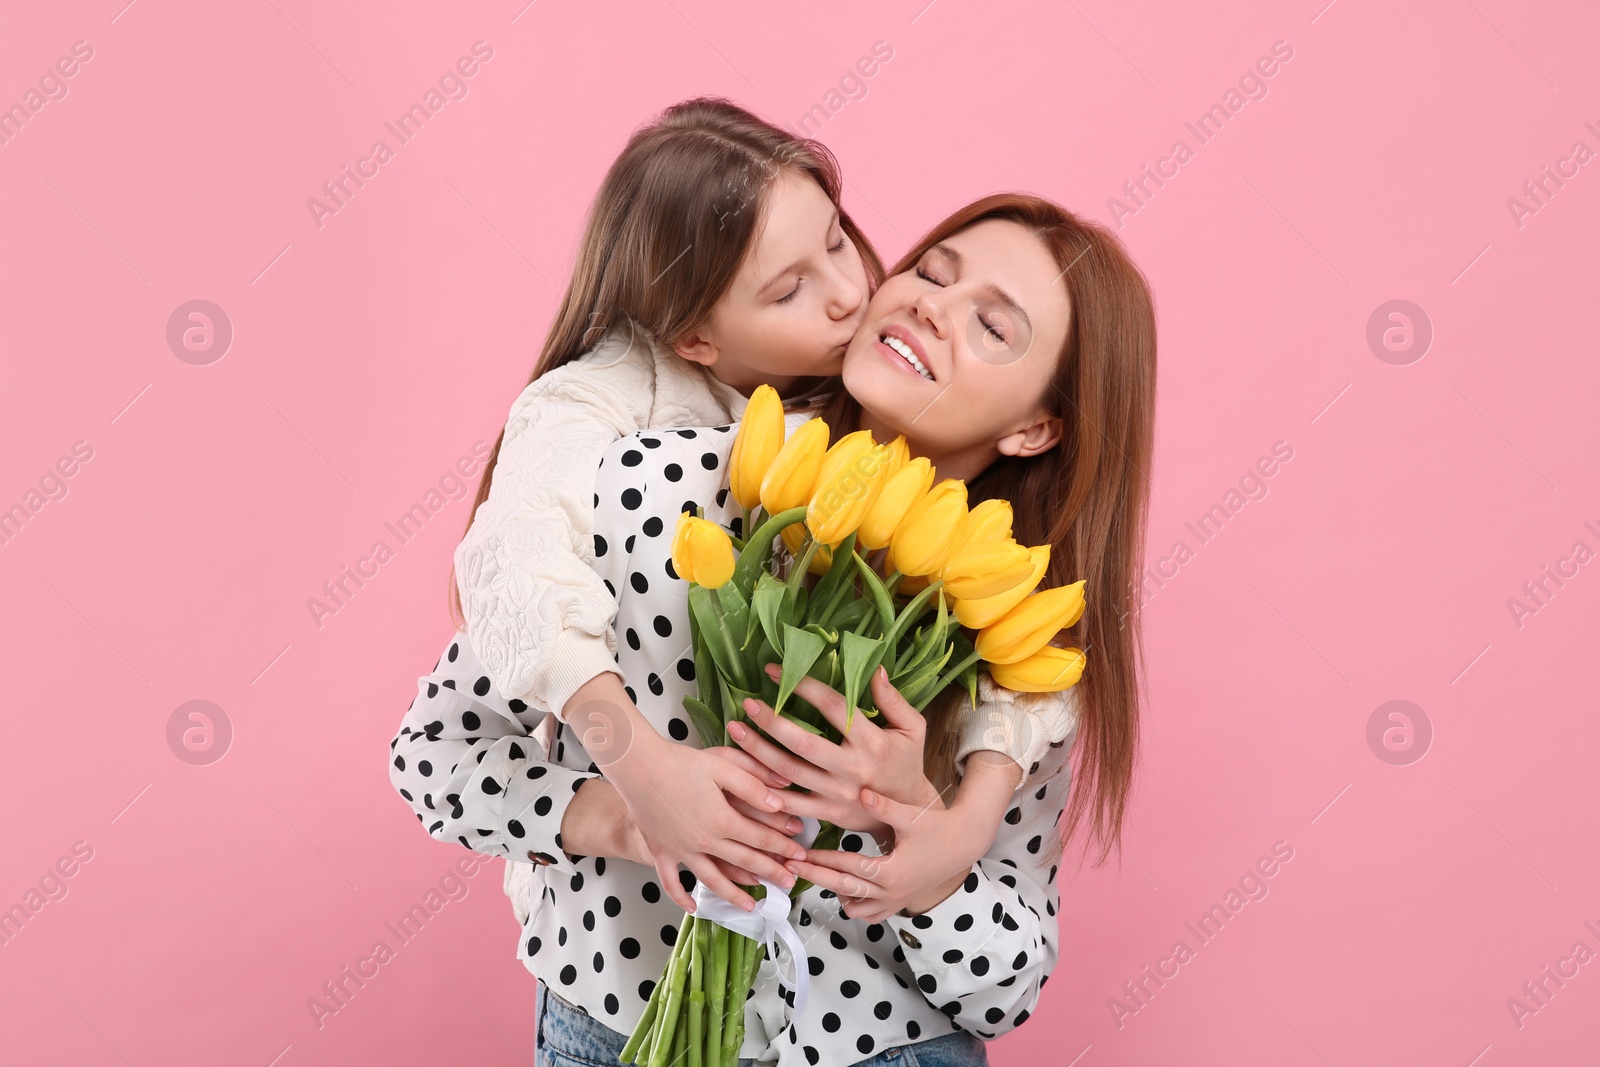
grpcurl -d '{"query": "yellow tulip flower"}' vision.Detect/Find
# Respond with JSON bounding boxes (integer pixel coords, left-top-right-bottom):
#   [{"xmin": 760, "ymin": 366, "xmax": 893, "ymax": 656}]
[
  {"xmin": 941, "ymin": 538, "xmax": 1035, "ymax": 600},
  {"xmin": 955, "ymin": 499, "xmax": 1013, "ymax": 548},
  {"xmin": 975, "ymin": 580, "xmax": 1087, "ymax": 664},
  {"xmin": 889, "ymin": 478, "xmax": 969, "ymax": 577},
  {"xmin": 989, "ymin": 645, "xmax": 1087, "ymax": 692},
  {"xmin": 670, "ymin": 514, "xmax": 736, "ymax": 588},
  {"xmin": 808, "ymin": 442, "xmax": 893, "ymax": 546},
  {"xmin": 759, "ymin": 416, "xmax": 830, "ymax": 514},
  {"xmin": 816, "ymin": 429, "xmax": 877, "ymax": 489},
  {"xmin": 953, "ymin": 545, "xmax": 1051, "ymax": 629},
  {"xmin": 857, "ymin": 456, "xmax": 934, "ymax": 551},
  {"xmin": 728, "ymin": 384, "xmax": 785, "ymax": 510},
  {"xmin": 880, "ymin": 435, "xmax": 910, "ymax": 479}
]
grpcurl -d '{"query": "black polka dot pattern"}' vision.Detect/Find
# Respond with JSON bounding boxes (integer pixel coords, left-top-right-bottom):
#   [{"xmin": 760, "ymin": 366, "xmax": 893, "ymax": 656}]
[{"xmin": 386, "ymin": 415, "xmax": 1071, "ymax": 1063}]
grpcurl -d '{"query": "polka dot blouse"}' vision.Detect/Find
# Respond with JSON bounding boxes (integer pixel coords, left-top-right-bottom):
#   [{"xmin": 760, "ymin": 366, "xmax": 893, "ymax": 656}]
[{"xmin": 389, "ymin": 414, "xmax": 1079, "ymax": 1066}]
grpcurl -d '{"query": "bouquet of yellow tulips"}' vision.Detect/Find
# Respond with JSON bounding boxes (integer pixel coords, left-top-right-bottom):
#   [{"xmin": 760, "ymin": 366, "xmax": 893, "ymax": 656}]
[{"xmin": 620, "ymin": 386, "xmax": 1086, "ymax": 1067}]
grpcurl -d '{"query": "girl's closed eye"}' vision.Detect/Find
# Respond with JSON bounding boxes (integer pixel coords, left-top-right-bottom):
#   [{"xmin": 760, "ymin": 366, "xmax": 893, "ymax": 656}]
[{"xmin": 776, "ymin": 238, "xmax": 851, "ymax": 304}]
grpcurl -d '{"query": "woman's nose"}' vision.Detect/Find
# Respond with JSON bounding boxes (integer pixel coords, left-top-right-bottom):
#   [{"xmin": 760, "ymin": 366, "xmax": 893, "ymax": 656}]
[{"xmin": 911, "ymin": 291, "xmax": 951, "ymax": 339}]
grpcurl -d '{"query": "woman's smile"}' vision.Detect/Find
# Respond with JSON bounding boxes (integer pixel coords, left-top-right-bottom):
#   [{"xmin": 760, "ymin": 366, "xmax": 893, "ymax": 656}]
[{"xmin": 874, "ymin": 324, "xmax": 936, "ymax": 381}]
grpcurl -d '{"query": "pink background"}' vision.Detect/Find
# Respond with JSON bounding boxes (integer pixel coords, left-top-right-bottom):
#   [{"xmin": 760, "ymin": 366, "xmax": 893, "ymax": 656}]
[{"xmin": 2, "ymin": 0, "xmax": 1596, "ymax": 1063}]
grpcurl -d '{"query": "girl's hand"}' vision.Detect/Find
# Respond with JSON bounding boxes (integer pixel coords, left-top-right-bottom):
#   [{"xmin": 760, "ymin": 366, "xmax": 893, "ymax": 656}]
[
  {"xmin": 729, "ymin": 664, "xmax": 942, "ymax": 835},
  {"xmin": 602, "ymin": 728, "xmax": 806, "ymax": 915},
  {"xmin": 703, "ymin": 746, "xmax": 811, "ymax": 887},
  {"xmin": 782, "ymin": 786, "xmax": 978, "ymax": 924},
  {"xmin": 615, "ymin": 746, "xmax": 805, "ymax": 890}
]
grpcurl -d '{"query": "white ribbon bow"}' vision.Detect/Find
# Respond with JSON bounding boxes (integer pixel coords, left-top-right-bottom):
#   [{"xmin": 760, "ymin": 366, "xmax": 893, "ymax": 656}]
[{"xmin": 689, "ymin": 814, "xmax": 820, "ymax": 1026}]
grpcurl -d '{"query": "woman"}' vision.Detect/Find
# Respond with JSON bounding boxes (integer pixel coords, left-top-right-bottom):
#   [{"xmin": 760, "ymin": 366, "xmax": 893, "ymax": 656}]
[{"xmin": 389, "ymin": 194, "xmax": 1156, "ymax": 1066}]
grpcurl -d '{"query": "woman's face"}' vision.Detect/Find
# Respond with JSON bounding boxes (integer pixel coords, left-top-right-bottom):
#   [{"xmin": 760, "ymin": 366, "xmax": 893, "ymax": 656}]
[
  {"xmin": 841, "ymin": 218, "xmax": 1071, "ymax": 481},
  {"xmin": 678, "ymin": 170, "xmax": 870, "ymax": 395}
]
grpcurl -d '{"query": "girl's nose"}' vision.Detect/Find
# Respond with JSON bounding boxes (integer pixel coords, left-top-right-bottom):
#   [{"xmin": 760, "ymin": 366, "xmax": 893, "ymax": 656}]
[{"xmin": 825, "ymin": 258, "xmax": 867, "ymax": 321}]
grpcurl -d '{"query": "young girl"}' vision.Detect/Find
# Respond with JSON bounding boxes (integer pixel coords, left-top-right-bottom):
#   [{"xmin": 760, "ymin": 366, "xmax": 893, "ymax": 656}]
[
  {"xmin": 448, "ymin": 97, "xmax": 1060, "ymax": 920},
  {"xmin": 392, "ymin": 194, "xmax": 1156, "ymax": 1065}
]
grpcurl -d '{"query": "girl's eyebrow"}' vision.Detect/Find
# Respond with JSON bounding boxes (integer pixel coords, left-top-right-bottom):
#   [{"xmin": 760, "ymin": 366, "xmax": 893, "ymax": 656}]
[
  {"xmin": 757, "ymin": 210, "xmax": 842, "ymax": 294},
  {"xmin": 930, "ymin": 243, "xmax": 1032, "ymax": 330}
]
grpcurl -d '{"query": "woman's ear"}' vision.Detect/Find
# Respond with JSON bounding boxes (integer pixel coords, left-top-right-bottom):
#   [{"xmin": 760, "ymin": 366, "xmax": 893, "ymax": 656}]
[
  {"xmin": 672, "ymin": 330, "xmax": 721, "ymax": 368},
  {"xmin": 996, "ymin": 413, "xmax": 1063, "ymax": 459}
]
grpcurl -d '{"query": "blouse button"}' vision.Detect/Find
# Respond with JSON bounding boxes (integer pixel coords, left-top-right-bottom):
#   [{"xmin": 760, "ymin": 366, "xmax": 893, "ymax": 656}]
[
  {"xmin": 527, "ymin": 851, "xmax": 554, "ymax": 867},
  {"xmin": 898, "ymin": 929, "xmax": 921, "ymax": 950}
]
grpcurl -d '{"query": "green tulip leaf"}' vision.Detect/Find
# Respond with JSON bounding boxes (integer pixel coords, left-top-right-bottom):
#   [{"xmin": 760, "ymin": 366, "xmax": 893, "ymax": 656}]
[
  {"xmin": 790, "ymin": 584, "xmax": 809, "ymax": 625},
  {"xmin": 682, "ymin": 695, "xmax": 723, "ymax": 748},
  {"xmin": 830, "ymin": 598, "xmax": 872, "ymax": 634},
  {"xmin": 820, "ymin": 647, "xmax": 840, "ymax": 693},
  {"xmin": 839, "ymin": 630, "xmax": 887, "ymax": 735},
  {"xmin": 717, "ymin": 581, "xmax": 751, "ymax": 638},
  {"xmin": 849, "ymin": 550, "xmax": 898, "ymax": 634},
  {"xmin": 731, "ymin": 505, "xmax": 808, "ymax": 592},
  {"xmin": 775, "ymin": 623, "xmax": 827, "ymax": 715},
  {"xmin": 802, "ymin": 621, "xmax": 839, "ymax": 646},
  {"xmin": 899, "ymin": 641, "xmax": 957, "ymax": 711},
  {"xmin": 690, "ymin": 585, "xmax": 748, "ymax": 690},
  {"xmin": 809, "ymin": 532, "xmax": 858, "ymax": 625},
  {"xmin": 752, "ymin": 571, "xmax": 790, "ymax": 657},
  {"xmin": 884, "ymin": 580, "xmax": 944, "ymax": 653}
]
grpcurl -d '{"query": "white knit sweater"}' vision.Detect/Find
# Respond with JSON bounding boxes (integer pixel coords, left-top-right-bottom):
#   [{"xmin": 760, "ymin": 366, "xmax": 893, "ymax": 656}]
[{"xmin": 454, "ymin": 320, "xmax": 749, "ymax": 719}]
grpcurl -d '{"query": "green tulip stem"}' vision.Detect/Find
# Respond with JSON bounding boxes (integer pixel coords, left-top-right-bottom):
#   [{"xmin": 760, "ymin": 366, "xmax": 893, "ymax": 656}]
[
  {"xmin": 883, "ymin": 569, "xmax": 905, "ymax": 597},
  {"xmin": 706, "ymin": 923, "xmax": 728, "ymax": 1066},
  {"xmin": 885, "ymin": 579, "xmax": 944, "ymax": 651},
  {"xmin": 732, "ymin": 505, "xmax": 809, "ymax": 592},
  {"xmin": 813, "ymin": 538, "xmax": 861, "ymax": 629},
  {"xmin": 785, "ymin": 538, "xmax": 821, "ymax": 599},
  {"xmin": 925, "ymin": 647, "xmax": 983, "ymax": 707},
  {"xmin": 649, "ymin": 916, "xmax": 694, "ymax": 1067}
]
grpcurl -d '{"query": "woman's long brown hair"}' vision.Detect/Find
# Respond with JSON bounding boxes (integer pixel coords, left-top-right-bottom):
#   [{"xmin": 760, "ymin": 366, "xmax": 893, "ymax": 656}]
[
  {"xmin": 814, "ymin": 193, "xmax": 1157, "ymax": 872},
  {"xmin": 449, "ymin": 97, "xmax": 884, "ymax": 624}
]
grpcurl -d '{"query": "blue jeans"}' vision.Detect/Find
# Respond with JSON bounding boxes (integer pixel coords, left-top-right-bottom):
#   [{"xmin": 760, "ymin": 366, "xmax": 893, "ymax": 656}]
[{"xmin": 536, "ymin": 983, "xmax": 989, "ymax": 1067}]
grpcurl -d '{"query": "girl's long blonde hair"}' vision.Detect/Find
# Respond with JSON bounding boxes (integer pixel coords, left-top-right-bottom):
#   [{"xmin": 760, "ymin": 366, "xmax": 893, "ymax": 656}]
[
  {"xmin": 450, "ymin": 97, "xmax": 884, "ymax": 624},
  {"xmin": 815, "ymin": 193, "xmax": 1157, "ymax": 872}
]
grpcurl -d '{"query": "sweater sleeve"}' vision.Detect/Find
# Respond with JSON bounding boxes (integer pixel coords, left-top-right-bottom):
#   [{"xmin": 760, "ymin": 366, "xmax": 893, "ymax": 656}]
[
  {"xmin": 388, "ymin": 634, "xmax": 602, "ymax": 877},
  {"xmin": 454, "ymin": 341, "xmax": 654, "ymax": 717},
  {"xmin": 950, "ymin": 671, "xmax": 1080, "ymax": 791},
  {"xmin": 882, "ymin": 686, "xmax": 1080, "ymax": 1041}
]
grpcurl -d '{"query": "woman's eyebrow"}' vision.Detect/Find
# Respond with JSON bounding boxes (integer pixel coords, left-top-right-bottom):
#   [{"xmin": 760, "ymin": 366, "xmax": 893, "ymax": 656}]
[{"xmin": 932, "ymin": 243, "xmax": 1032, "ymax": 330}]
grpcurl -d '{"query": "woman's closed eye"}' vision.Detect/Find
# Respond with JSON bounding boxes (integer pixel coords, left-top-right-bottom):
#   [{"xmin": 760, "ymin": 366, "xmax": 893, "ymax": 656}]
[{"xmin": 918, "ymin": 264, "xmax": 1008, "ymax": 343}]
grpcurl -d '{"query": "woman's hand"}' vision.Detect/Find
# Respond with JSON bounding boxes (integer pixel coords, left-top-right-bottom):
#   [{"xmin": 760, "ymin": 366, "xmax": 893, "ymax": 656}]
[
  {"xmin": 729, "ymin": 664, "xmax": 943, "ymax": 836},
  {"xmin": 781, "ymin": 785, "xmax": 981, "ymax": 924}
]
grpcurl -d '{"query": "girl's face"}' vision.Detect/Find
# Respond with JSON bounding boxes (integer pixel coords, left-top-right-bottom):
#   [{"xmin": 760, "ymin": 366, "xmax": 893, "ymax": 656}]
[
  {"xmin": 676, "ymin": 170, "xmax": 870, "ymax": 395},
  {"xmin": 842, "ymin": 218, "xmax": 1072, "ymax": 482}
]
